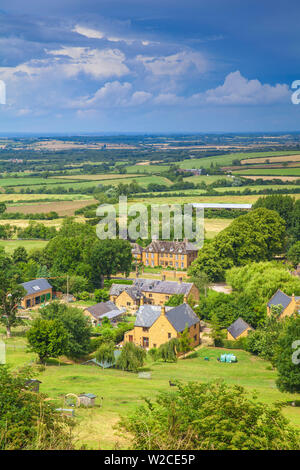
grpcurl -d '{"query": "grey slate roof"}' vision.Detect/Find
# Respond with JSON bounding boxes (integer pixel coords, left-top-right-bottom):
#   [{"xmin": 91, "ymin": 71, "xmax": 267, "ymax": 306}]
[
  {"xmin": 135, "ymin": 305, "xmax": 172, "ymax": 328},
  {"xmin": 144, "ymin": 240, "xmax": 198, "ymax": 254},
  {"xmin": 135, "ymin": 303, "xmax": 199, "ymax": 332},
  {"xmin": 227, "ymin": 318, "xmax": 253, "ymax": 339},
  {"xmin": 21, "ymin": 278, "xmax": 52, "ymax": 295},
  {"xmin": 267, "ymin": 290, "xmax": 293, "ymax": 310},
  {"xmin": 109, "ymin": 284, "xmax": 128, "ymax": 297},
  {"xmin": 133, "ymin": 278, "xmax": 193, "ymax": 295},
  {"xmin": 166, "ymin": 303, "xmax": 200, "ymax": 332},
  {"xmin": 86, "ymin": 301, "xmax": 125, "ymax": 320}
]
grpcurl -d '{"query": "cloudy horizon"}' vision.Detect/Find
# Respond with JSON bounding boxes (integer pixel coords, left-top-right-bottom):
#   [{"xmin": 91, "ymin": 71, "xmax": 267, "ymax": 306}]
[{"xmin": 0, "ymin": 1, "xmax": 300, "ymax": 133}]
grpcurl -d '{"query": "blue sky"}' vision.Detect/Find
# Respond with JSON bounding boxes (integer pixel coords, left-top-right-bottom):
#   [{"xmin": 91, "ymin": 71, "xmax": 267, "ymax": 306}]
[{"xmin": 0, "ymin": 0, "xmax": 300, "ymax": 133}]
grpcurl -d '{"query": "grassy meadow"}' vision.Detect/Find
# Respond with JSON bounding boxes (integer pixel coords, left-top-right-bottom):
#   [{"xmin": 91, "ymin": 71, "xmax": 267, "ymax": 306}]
[{"xmin": 3, "ymin": 330, "xmax": 300, "ymax": 450}]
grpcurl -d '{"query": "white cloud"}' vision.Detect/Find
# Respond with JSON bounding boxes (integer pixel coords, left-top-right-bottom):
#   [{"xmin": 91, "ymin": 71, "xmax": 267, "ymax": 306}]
[
  {"xmin": 137, "ymin": 51, "xmax": 208, "ymax": 75},
  {"xmin": 203, "ymin": 71, "xmax": 289, "ymax": 105},
  {"xmin": 72, "ymin": 25, "xmax": 105, "ymax": 39},
  {"xmin": 0, "ymin": 47, "xmax": 129, "ymax": 81},
  {"xmin": 70, "ymin": 81, "xmax": 152, "ymax": 109}
]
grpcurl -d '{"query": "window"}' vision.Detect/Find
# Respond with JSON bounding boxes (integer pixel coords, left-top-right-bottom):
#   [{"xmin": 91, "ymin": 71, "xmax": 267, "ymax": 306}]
[
  {"xmin": 142, "ymin": 337, "xmax": 149, "ymax": 348},
  {"xmin": 194, "ymin": 335, "xmax": 197, "ymax": 342},
  {"xmin": 143, "ymin": 327, "xmax": 149, "ymax": 332},
  {"xmin": 149, "ymin": 293, "xmax": 152, "ymax": 298},
  {"xmin": 127, "ymin": 302, "xmax": 131, "ymax": 306},
  {"xmin": 168, "ymin": 333, "xmax": 171, "ymax": 339},
  {"xmin": 165, "ymin": 296, "xmax": 169, "ymax": 300},
  {"xmin": 128, "ymin": 335, "xmax": 133, "ymax": 342}
]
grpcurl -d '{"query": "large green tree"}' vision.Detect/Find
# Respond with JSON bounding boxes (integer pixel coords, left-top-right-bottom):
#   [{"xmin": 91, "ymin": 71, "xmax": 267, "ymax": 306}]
[
  {"xmin": 0, "ymin": 280, "xmax": 25, "ymax": 337},
  {"xmin": 189, "ymin": 208, "xmax": 286, "ymax": 281},
  {"xmin": 41, "ymin": 302, "xmax": 92, "ymax": 359},
  {"xmin": 116, "ymin": 342, "xmax": 146, "ymax": 372},
  {"xmin": 0, "ymin": 366, "xmax": 74, "ymax": 450},
  {"xmin": 27, "ymin": 318, "xmax": 69, "ymax": 363},
  {"xmin": 85, "ymin": 238, "xmax": 132, "ymax": 287},
  {"xmin": 119, "ymin": 381, "xmax": 300, "ymax": 450},
  {"xmin": 254, "ymin": 194, "xmax": 295, "ymax": 229},
  {"xmin": 276, "ymin": 315, "xmax": 300, "ymax": 394}
]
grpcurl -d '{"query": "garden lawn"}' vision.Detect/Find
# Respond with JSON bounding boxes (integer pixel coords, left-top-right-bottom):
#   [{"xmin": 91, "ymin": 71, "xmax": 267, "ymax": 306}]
[{"xmin": 4, "ymin": 340, "xmax": 300, "ymax": 449}]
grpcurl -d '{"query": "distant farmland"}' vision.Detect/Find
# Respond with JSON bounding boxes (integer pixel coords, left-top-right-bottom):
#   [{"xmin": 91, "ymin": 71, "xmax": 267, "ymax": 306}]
[{"xmin": 234, "ymin": 168, "xmax": 300, "ymax": 177}]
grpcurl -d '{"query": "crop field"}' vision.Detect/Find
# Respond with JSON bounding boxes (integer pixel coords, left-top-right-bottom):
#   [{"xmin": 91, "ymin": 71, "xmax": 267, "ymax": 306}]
[
  {"xmin": 178, "ymin": 151, "xmax": 300, "ymax": 170},
  {"xmin": 3, "ymin": 335, "xmax": 300, "ymax": 450},
  {"xmin": 240, "ymin": 175, "xmax": 300, "ymax": 182},
  {"xmin": 0, "ymin": 177, "xmax": 75, "ymax": 188},
  {"xmin": 6, "ymin": 199, "xmax": 97, "ymax": 216},
  {"xmin": 204, "ymin": 218, "xmax": 233, "ymax": 238},
  {"xmin": 0, "ymin": 194, "xmax": 94, "ymax": 203},
  {"xmin": 234, "ymin": 168, "xmax": 300, "ymax": 176},
  {"xmin": 240, "ymin": 154, "xmax": 300, "ymax": 164},
  {"xmin": 130, "ymin": 194, "xmax": 284, "ymax": 205},
  {"xmin": 54, "ymin": 173, "xmax": 141, "ymax": 181},
  {"xmin": 123, "ymin": 164, "xmax": 170, "ymax": 174}
]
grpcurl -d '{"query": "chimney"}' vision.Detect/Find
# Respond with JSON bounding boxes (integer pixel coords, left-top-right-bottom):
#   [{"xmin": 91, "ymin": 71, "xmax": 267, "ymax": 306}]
[
  {"xmin": 140, "ymin": 296, "xmax": 144, "ymax": 306},
  {"xmin": 292, "ymin": 293, "xmax": 295, "ymax": 301},
  {"xmin": 184, "ymin": 295, "xmax": 188, "ymax": 303},
  {"xmin": 161, "ymin": 305, "xmax": 166, "ymax": 315}
]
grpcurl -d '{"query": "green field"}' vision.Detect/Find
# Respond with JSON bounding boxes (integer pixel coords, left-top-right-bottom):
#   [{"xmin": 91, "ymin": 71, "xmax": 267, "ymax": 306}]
[
  {"xmin": 178, "ymin": 151, "xmax": 300, "ymax": 170},
  {"xmin": 0, "ymin": 239, "xmax": 48, "ymax": 254},
  {"xmin": 0, "ymin": 177, "xmax": 75, "ymax": 187},
  {"xmin": 10, "ymin": 175, "xmax": 172, "ymax": 192},
  {"xmin": 122, "ymin": 164, "xmax": 170, "ymax": 174},
  {"xmin": 3, "ymin": 333, "xmax": 300, "ymax": 449},
  {"xmin": 234, "ymin": 168, "xmax": 300, "ymax": 176}
]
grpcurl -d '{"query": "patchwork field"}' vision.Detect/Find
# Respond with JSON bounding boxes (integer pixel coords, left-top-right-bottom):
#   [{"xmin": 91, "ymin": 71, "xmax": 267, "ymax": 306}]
[
  {"xmin": 235, "ymin": 168, "xmax": 300, "ymax": 176},
  {"xmin": 3, "ymin": 335, "xmax": 300, "ymax": 450},
  {"xmin": 0, "ymin": 239, "xmax": 48, "ymax": 253},
  {"xmin": 240, "ymin": 154, "xmax": 300, "ymax": 164},
  {"xmin": 6, "ymin": 199, "xmax": 97, "ymax": 216},
  {"xmin": 178, "ymin": 151, "xmax": 300, "ymax": 170}
]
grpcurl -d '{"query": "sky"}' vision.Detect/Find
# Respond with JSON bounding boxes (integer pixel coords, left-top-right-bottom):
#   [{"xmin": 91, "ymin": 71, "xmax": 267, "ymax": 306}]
[{"xmin": 0, "ymin": 0, "xmax": 300, "ymax": 134}]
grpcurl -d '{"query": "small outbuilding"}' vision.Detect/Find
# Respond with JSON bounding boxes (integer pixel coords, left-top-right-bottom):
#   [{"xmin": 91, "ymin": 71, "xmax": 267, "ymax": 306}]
[
  {"xmin": 25, "ymin": 379, "xmax": 42, "ymax": 392},
  {"xmin": 227, "ymin": 317, "xmax": 254, "ymax": 341},
  {"xmin": 78, "ymin": 393, "xmax": 97, "ymax": 407}
]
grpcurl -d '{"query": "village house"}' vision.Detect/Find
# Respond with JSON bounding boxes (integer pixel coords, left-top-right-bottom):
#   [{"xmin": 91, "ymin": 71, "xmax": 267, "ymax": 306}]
[
  {"xmin": 131, "ymin": 242, "xmax": 143, "ymax": 263},
  {"xmin": 227, "ymin": 318, "xmax": 254, "ymax": 341},
  {"xmin": 84, "ymin": 301, "xmax": 126, "ymax": 326},
  {"xmin": 109, "ymin": 278, "xmax": 199, "ymax": 311},
  {"xmin": 109, "ymin": 284, "xmax": 143, "ymax": 313},
  {"xmin": 124, "ymin": 302, "xmax": 200, "ymax": 350},
  {"xmin": 141, "ymin": 240, "xmax": 198, "ymax": 269},
  {"xmin": 267, "ymin": 289, "xmax": 300, "ymax": 319},
  {"xmin": 20, "ymin": 278, "xmax": 53, "ymax": 309}
]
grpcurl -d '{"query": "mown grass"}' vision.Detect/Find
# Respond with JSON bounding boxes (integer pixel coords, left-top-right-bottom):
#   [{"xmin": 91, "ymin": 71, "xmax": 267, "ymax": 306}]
[
  {"xmin": 0, "ymin": 239, "xmax": 48, "ymax": 254},
  {"xmin": 4, "ymin": 334, "xmax": 300, "ymax": 449}
]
